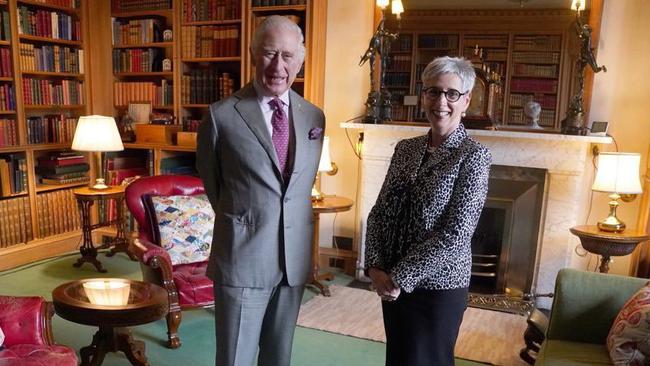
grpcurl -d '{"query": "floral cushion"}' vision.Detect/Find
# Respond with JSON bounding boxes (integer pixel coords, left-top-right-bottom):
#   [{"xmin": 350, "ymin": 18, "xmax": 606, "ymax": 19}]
[
  {"xmin": 606, "ymin": 282, "xmax": 650, "ymax": 365},
  {"xmin": 152, "ymin": 194, "xmax": 214, "ymax": 266}
]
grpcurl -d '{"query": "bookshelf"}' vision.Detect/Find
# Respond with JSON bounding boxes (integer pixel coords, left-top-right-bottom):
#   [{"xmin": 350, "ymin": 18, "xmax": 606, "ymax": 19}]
[
  {"xmin": 384, "ymin": 9, "xmax": 578, "ymax": 131},
  {"xmin": 0, "ymin": 0, "xmax": 327, "ymax": 269},
  {"xmin": 0, "ymin": 0, "xmax": 90, "ymax": 270}
]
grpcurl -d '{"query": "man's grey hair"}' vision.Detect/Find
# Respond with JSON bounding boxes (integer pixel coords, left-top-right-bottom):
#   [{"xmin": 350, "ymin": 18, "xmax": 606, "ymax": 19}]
[
  {"xmin": 251, "ymin": 15, "xmax": 306, "ymax": 62},
  {"xmin": 421, "ymin": 56, "xmax": 476, "ymax": 93}
]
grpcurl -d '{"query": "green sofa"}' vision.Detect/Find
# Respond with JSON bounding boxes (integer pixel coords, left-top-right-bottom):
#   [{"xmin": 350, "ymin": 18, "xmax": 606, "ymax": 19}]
[{"xmin": 535, "ymin": 268, "xmax": 647, "ymax": 365}]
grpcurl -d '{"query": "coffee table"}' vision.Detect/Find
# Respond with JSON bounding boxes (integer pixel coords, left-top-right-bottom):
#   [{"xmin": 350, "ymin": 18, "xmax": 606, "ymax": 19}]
[{"xmin": 52, "ymin": 278, "xmax": 168, "ymax": 366}]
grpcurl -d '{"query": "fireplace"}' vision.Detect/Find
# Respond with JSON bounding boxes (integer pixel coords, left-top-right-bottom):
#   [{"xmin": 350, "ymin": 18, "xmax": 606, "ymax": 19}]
[{"xmin": 470, "ymin": 165, "xmax": 547, "ymax": 297}]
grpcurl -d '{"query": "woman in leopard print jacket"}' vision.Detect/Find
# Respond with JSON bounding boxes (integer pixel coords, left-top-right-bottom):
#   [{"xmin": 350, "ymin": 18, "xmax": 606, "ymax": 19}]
[{"xmin": 364, "ymin": 56, "xmax": 491, "ymax": 366}]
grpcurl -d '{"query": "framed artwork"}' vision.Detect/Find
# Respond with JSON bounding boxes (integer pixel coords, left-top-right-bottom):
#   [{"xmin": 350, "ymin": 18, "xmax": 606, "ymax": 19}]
[{"xmin": 128, "ymin": 102, "xmax": 152, "ymax": 124}]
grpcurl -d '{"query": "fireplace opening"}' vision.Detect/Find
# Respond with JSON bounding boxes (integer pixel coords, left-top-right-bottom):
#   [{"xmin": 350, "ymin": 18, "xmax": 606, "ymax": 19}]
[{"xmin": 469, "ymin": 165, "xmax": 547, "ymax": 299}]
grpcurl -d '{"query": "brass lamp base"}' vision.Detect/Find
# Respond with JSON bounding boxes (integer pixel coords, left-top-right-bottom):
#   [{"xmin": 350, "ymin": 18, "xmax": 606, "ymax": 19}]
[
  {"xmin": 311, "ymin": 186, "xmax": 324, "ymax": 202},
  {"xmin": 598, "ymin": 196, "xmax": 625, "ymax": 232},
  {"xmin": 91, "ymin": 178, "xmax": 109, "ymax": 190}
]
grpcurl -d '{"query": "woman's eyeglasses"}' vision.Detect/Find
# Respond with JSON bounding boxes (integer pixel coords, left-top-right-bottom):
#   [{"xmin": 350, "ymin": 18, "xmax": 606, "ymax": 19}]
[{"xmin": 422, "ymin": 87, "xmax": 467, "ymax": 103}]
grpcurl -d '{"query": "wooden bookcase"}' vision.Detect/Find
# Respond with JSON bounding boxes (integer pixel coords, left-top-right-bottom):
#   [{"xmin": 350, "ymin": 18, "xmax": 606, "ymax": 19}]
[
  {"xmin": 0, "ymin": 0, "xmax": 326, "ymax": 270},
  {"xmin": 0, "ymin": 0, "xmax": 92, "ymax": 270},
  {"xmin": 384, "ymin": 9, "xmax": 578, "ymax": 131}
]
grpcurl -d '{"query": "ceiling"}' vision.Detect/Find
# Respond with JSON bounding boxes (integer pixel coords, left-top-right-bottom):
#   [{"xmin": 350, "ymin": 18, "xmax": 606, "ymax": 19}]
[{"xmin": 404, "ymin": 0, "xmax": 590, "ymax": 10}]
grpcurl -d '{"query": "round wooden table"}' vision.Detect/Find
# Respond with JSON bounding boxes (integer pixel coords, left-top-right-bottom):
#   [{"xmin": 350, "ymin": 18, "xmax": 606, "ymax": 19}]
[
  {"xmin": 52, "ymin": 278, "xmax": 168, "ymax": 366},
  {"xmin": 570, "ymin": 225, "xmax": 650, "ymax": 273},
  {"xmin": 310, "ymin": 196, "xmax": 354, "ymax": 296},
  {"xmin": 74, "ymin": 186, "xmax": 135, "ymax": 273}
]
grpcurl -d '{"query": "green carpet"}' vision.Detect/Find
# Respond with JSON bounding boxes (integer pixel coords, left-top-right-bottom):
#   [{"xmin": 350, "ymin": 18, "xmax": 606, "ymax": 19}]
[{"xmin": 0, "ymin": 251, "xmax": 491, "ymax": 365}]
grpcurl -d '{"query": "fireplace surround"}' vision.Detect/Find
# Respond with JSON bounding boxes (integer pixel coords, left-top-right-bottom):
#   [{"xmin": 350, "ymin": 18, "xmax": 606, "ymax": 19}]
[{"xmin": 343, "ymin": 122, "xmax": 611, "ymax": 307}]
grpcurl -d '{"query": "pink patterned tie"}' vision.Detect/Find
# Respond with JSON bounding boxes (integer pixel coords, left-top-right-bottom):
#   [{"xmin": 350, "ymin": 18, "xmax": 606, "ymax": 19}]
[{"xmin": 269, "ymin": 97, "xmax": 290, "ymax": 180}]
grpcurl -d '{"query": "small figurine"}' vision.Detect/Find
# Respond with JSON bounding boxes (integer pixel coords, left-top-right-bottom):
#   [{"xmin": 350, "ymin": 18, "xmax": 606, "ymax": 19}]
[
  {"xmin": 524, "ymin": 101, "xmax": 543, "ymax": 129},
  {"xmin": 162, "ymin": 58, "xmax": 172, "ymax": 72},
  {"xmin": 163, "ymin": 29, "xmax": 173, "ymax": 42}
]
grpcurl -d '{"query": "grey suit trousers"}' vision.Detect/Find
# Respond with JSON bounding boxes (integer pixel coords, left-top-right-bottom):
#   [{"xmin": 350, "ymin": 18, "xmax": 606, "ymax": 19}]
[{"xmin": 214, "ymin": 283, "xmax": 304, "ymax": 366}]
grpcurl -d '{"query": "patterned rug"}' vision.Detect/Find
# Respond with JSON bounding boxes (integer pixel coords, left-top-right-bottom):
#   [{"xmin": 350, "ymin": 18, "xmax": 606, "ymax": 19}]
[{"xmin": 297, "ymin": 285, "xmax": 530, "ymax": 366}]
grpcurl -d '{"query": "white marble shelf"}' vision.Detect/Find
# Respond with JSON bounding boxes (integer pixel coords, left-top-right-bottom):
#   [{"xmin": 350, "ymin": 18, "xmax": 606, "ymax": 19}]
[{"xmin": 340, "ymin": 122, "xmax": 613, "ymax": 144}]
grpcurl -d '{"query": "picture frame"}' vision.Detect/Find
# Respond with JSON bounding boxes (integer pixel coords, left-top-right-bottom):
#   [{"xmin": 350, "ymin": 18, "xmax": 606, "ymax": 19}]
[{"xmin": 128, "ymin": 102, "xmax": 152, "ymax": 124}]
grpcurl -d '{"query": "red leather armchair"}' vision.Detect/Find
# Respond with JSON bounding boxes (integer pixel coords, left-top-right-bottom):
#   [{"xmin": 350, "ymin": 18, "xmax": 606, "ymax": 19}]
[
  {"xmin": 0, "ymin": 296, "xmax": 78, "ymax": 366},
  {"xmin": 125, "ymin": 175, "xmax": 214, "ymax": 349}
]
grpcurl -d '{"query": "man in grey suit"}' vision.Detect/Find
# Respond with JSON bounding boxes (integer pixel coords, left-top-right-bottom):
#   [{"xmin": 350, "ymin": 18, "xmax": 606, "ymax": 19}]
[{"xmin": 196, "ymin": 15, "xmax": 325, "ymax": 366}]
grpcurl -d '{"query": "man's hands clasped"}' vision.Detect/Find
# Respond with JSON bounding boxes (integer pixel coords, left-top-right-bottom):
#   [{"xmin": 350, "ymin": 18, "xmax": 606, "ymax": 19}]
[{"xmin": 368, "ymin": 268, "xmax": 401, "ymax": 302}]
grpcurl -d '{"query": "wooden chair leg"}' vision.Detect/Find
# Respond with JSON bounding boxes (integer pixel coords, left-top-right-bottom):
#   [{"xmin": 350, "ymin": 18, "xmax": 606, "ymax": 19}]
[{"xmin": 166, "ymin": 310, "xmax": 182, "ymax": 349}]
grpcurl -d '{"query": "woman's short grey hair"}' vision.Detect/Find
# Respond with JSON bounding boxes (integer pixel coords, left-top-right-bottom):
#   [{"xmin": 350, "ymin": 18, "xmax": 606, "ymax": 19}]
[
  {"xmin": 251, "ymin": 15, "xmax": 306, "ymax": 62},
  {"xmin": 421, "ymin": 56, "xmax": 476, "ymax": 93}
]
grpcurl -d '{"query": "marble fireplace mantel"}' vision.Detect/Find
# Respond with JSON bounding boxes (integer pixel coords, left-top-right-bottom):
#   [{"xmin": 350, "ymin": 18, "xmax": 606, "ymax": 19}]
[{"xmin": 342, "ymin": 122, "xmax": 612, "ymax": 307}]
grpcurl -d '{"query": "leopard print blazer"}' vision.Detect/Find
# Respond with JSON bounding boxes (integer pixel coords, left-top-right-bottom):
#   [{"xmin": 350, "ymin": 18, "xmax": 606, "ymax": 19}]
[{"xmin": 364, "ymin": 124, "xmax": 491, "ymax": 292}]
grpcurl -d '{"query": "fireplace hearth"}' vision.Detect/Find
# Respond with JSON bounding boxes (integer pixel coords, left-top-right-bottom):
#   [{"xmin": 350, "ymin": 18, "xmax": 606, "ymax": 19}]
[{"xmin": 470, "ymin": 165, "xmax": 548, "ymax": 299}]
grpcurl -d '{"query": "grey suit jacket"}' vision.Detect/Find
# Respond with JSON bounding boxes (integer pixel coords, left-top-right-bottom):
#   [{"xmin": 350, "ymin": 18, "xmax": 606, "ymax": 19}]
[{"xmin": 196, "ymin": 83, "xmax": 325, "ymax": 288}]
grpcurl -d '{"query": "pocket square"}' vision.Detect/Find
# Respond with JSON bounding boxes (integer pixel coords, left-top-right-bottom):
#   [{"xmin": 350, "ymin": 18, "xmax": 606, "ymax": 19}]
[{"xmin": 308, "ymin": 127, "xmax": 323, "ymax": 140}]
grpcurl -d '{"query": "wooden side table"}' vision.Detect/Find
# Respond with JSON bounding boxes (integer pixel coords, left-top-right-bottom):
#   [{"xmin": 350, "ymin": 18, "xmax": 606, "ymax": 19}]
[
  {"xmin": 74, "ymin": 186, "xmax": 135, "ymax": 273},
  {"xmin": 310, "ymin": 196, "xmax": 354, "ymax": 296},
  {"xmin": 52, "ymin": 278, "xmax": 168, "ymax": 366},
  {"xmin": 570, "ymin": 225, "xmax": 650, "ymax": 273}
]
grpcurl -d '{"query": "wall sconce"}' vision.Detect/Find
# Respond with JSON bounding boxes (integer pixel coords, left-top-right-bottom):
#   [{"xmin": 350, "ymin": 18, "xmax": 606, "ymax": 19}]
[
  {"xmin": 83, "ymin": 279, "xmax": 131, "ymax": 306},
  {"xmin": 312, "ymin": 136, "xmax": 338, "ymax": 201},
  {"xmin": 71, "ymin": 115, "xmax": 124, "ymax": 190},
  {"xmin": 592, "ymin": 152, "xmax": 642, "ymax": 232},
  {"xmin": 561, "ymin": 0, "xmax": 607, "ymax": 135}
]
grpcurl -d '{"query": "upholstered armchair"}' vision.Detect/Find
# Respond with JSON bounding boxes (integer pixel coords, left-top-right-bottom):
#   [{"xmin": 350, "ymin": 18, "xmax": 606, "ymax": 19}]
[
  {"xmin": 0, "ymin": 295, "xmax": 78, "ymax": 366},
  {"xmin": 125, "ymin": 175, "xmax": 214, "ymax": 349}
]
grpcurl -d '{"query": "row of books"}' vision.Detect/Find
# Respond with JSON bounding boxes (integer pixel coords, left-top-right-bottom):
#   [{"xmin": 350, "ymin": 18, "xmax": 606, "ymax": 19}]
[
  {"xmin": 17, "ymin": 7, "xmax": 82, "ymax": 41},
  {"xmin": 101, "ymin": 152, "xmax": 151, "ymax": 223},
  {"xmin": 508, "ymin": 107, "xmax": 555, "ymax": 126},
  {"xmin": 512, "ymin": 63, "xmax": 557, "ymax": 78},
  {"xmin": 464, "ymin": 47, "xmax": 508, "ymax": 62},
  {"xmin": 160, "ymin": 154, "xmax": 196, "ymax": 175},
  {"xmin": 112, "ymin": 0, "xmax": 172, "ymax": 12},
  {"xmin": 26, "ymin": 115, "xmax": 77, "ymax": 144},
  {"xmin": 36, "ymin": 188, "xmax": 81, "ymax": 239},
  {"xmin": 252, "ymin": 0, "xmax": 306, "ymax": 6},
  {"xmin": 112, "ymin": 48, "xmax": 165, "ymax": 73},
  {"xmin": 463, "ymin": 36, "xmax": 509, "ymax": 49},
  {"xmin": 18, "ymin": 44, "xmax": 84, "ymax": 74},
  {"xmin": 0, "ymin": 48, "xmax": 12, "ymax": 77},
  {"xmin": 27, "ymin": 0, "xmax": 81, "ymax": 8},
  {"xmin": 510, "ymin": 78, "xmax": 558, "ymax": 94},
  {"xmin": 0, "ymin": 196, "xmax": 33, "ymax": 248},
  {"xmin": 181, "ymin": 25, "xmax": 240, "ymax": 58},
  {"xmin": 393, "ymin": 34, "xmax": 413, "ymax": 52},
  {"xmin": 513, "ymin": 36, "xmax": 561, "ymax": 52},
  {"xmin": 0, "ymin": 119, "xmax": 17, "ymax": 147},
  {"xmin": 21, "ymin": 78, "xmax": 84, "ymax": 106},
  {"xmin": 509, "ymin": 93, "xmax": 556, "ymax": 109},
  {"xmin": 182, "ymin": 117, "xmax": 201, "ymax": 132},
  {"xmin": 418, "ymin": 34, "xmax": 458, "ymax": 49},
  {"xmin": 385, "ymin": 72, "xmax": 410, "ymax": 88},
  {"xmin": 113, "ymin": 80, "xmax": 173, "ymax": 107},
  {"xmin": 181, "ymin": 70, "xmax": 235, "ymax": 104},
  {"xmin": 182, "ymin": 0, "xmax": 241, "ymax": 22},
  {"xmin": 0, "ymin": 154, "xmax": 27, "ymax": 196},
  {"xmin": 0, "ymin": 84, "xmax": 16, "ymax": 111},
  {"xmin": 512, "ymin": 52, "xmax": 560, "ymax": 64},
  {"xmin": 111, "ymin": 18, "xmax": 164, "ymax": 46},
  {"xmin": 387, "ymin": 55, "xmax": 412, "ymax": 72},
  {"xmin": 0, "ymin": 10, "xmax": 11, "ymax": 42}
]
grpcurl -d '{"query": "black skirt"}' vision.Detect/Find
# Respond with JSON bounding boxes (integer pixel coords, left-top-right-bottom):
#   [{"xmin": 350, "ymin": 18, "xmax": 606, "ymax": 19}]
[{"xmin": 382, "ymin": 287, "xmax": 468, "ymax": 366}]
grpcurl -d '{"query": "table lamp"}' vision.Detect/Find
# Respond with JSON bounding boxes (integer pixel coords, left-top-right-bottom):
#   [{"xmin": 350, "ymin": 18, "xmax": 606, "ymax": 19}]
[
  {"xmin": 312, "ymin": 136, "xmax": 338, "ymax": 201},
  {"xmin": 82, "ymin": 279, "xmax": 130, "ymax": 306},
  {"xmin": 72, "ymin": 115, "xmax": 124, "ymax": 190},
  {"xmin": 591, "ymin": 152, "xmax": 642, "ymax": 232}
]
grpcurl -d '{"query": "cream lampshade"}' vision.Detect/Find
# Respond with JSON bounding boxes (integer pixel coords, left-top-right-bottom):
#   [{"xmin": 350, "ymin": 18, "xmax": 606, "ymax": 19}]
[
  {"xmin": 82, "ymin": 279, "xmax": 130, "ymax": 306},
  {"xmin": 72, "ymin": 115, "xmax": 124, "ymax": 190},
  {"xmin": 592, "ymin": 152, "xmax": 642, "ymax": 232},
  {"xmin": 312, "ymin": 136, "xmax": 338, "ymax": 201},
  {"xmin": 571, "ymin": 0, "xmax": 586, "ymax": 11}
]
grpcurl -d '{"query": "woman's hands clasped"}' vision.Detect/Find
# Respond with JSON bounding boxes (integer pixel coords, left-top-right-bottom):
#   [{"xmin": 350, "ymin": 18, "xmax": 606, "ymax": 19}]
[{"xmin": 368, "ymin": 268, "xmax": 401, "ymax": 302}]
